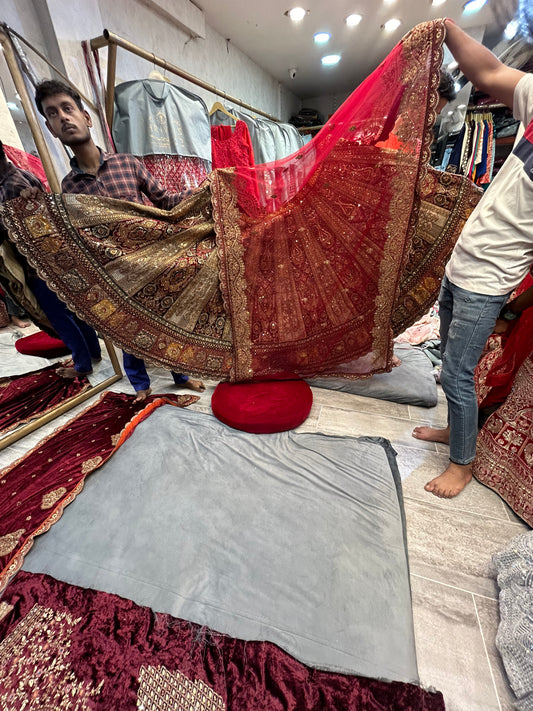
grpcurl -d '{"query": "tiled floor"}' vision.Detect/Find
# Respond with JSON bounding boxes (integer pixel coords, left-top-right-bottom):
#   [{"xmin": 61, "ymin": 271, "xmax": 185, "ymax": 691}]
[{"xmin": 0, "ymin": 335, "xmax": 528, "ymax": 710}]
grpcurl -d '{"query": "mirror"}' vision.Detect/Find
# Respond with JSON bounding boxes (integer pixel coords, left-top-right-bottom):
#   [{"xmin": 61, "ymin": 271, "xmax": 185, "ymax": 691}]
[{"xmin": 0, "ymin": 28, "xmax": 123, "ymax": 452}]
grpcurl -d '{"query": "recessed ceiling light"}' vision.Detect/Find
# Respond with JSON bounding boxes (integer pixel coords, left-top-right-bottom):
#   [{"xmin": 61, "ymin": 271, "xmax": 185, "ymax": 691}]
[
  {"xmin": 383, "ymin": 0, "xmax": 397, "ymax": 5},
  {"xmin": 321, "ymin": 54, "xmax": 341, "ymax": 66},
  {"xmin": 431, "ymin": 0, "xmax": 447, "ymax": 6},
  {"xmin": 504, "ymin": 19, "xmax": 519, "ymax": 39},
  {"xmin": 383, "ymin": 18, "xmax": 401, "ymax": 32},
  {"xmin": 454, "ymin": 81, "xmax": 461, "ymax": 92},
  {"xmin": 314, "ymin": 32, "xmax": 330, "ymax": 43},
  {"xmin": 345, "ymin": 14, "xmax": 362, "ymax": 27},
  {"xmin": 286, "ymin": 7, "xmax": 307, "ymax": 22},
  {"xmin": 6, "ymin": 102, "xmax": 18, "ymax": 111},
  {"xmin": 457, "ymin": 104, "xmax": 466, "ymax": 109},
  {"xmin": 463, "ymin": 0, "xmax": 487, "ymax": 15},
  {"xmin": 448, "ymin": 60, "xmax": 459, "ymax": 71}
]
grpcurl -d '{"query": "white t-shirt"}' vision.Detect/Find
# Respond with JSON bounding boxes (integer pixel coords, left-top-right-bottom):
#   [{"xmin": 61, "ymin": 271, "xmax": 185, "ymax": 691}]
[{"xmin": 445, "ymin": 73, "xmax": 533, "ymax": 295}]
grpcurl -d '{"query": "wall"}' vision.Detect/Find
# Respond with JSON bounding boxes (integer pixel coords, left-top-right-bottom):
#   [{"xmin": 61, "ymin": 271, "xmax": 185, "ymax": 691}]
[{"xmin": 44, "ymin": 0, "xmax": 300, "ymax": 122}]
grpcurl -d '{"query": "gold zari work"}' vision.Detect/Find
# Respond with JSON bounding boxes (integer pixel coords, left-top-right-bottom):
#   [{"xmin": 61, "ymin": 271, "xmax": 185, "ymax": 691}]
[{"xmin": 137, "ymin": 665, "xmax": 225, "ymax": 711}]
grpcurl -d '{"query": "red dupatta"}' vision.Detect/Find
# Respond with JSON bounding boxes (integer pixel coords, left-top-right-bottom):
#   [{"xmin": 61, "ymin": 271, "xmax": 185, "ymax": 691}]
[{"xmin": 0, "ymin": 20, "xmax": 481, "ymax": 382}]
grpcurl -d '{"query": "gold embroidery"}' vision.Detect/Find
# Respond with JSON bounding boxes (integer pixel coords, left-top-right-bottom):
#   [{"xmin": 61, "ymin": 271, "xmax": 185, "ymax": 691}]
[
  {"xmin": 0, "ymin": 604, "xmax": 102, "ymax": 708},
  {"xmin": 91, "ymin": 298, "xmax": 117, "ymax": 319},
  {"xmin": 137, "ymin": 665, "xmax": 225, "ymax": 711},
  {"xmin": 24, "ymin": 215, "xmax": 54, "ymax": 237},
  {"xmin": 0, "ymin": 602, "xmax": 13, "ymax": 622},
  {"xmin": 0, "ymin": 529, "xmax": 25, "ymax": 556},
  {"xmin": 81, "ymin": 456, "xmax": 103, "ymax": 474},
  {"xmin": 41, "ymin": 487, "xmax": 67, "ymax": 510}
]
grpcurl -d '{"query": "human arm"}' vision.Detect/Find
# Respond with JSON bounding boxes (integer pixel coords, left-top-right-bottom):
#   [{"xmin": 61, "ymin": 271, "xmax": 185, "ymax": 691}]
[
  {"xmin": 494, "ymin": 284, "xmax": 533, "ymax": 333},
  {"xmin": 136, "ymin": 160, "xmax": 191, "ymax": 210},
  {"xmin": 444, "ymin": 19, "xmax": 525, "ymax": 110}
]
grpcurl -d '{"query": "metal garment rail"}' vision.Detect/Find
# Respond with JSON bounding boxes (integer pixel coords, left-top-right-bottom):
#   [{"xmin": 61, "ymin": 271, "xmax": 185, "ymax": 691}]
[{"xmin": 89, "ymin": 29, "xmax": 281, "ymax": 127}]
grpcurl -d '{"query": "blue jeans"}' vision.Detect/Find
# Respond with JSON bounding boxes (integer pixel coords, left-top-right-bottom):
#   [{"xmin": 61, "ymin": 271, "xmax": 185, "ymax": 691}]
[
  {"xmin": 439, "ymin": 275, "xmax": 510, "ymax": 465},
  {"xmin": 122, "ymin": 352, "xmax": 189, "ymax": 392},
  {"xmin": 29, "ymin": 276, "xmax": 101, "ymax": 373}
]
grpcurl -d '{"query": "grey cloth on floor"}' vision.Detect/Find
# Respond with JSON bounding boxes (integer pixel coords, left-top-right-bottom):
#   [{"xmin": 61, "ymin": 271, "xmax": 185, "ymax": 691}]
[
  {"xmin": 23, "ymin": 407, "xmax": 418, "ymax": 684},
  {"xmin": 308, "ymin": 344, "xmax": 438, "ymax": 407},
  {"xmin": 493, "ymin": 531, "xmax": 533, "ymax": 711}
]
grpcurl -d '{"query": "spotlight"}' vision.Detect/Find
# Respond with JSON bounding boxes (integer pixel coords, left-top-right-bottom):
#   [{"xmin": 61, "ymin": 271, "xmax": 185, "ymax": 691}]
[
  {"xmin": 286, "ymin": 7, "xmax": 306, "ymax": 22},
  {"xmin": 314, "ymin": 32, "xmax": 330, "ymax": 43},
  {"xmin": 345, "ymin": 14, "xmax": 362, "ymax": 27},
  {"xmin": 383, "ymin": 18, "xmax": 401, "ymax": 32},
  {"xmin": 463, "ymin": 0, "xmax": 487, "ymax": 16},
  {"xmin": 321, "ymin": 54, "xmax": 341, "ymax": 66}
]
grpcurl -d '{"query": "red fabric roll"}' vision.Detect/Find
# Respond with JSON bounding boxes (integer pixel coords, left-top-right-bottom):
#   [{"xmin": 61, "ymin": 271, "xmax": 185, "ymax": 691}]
[
  {"xmin": 15, "ymin": 330, "xmax": 70, "ymax": 358},
  {"xmin": 211, "ymin": 378, "xmax": 313, "ymax": 433}
]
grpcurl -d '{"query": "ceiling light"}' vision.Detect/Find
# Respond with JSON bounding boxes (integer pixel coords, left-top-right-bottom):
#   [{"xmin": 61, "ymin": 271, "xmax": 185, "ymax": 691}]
[
  {"xmin": 463, "ymin": 0, "xmax": 487, "ymax": 15},
  {"xmin": 454, "ymin": 81, "xmax": 461, "ymax": 92},
  {"xmin": 457, "ymin": 104, "xmax": 466, "ymax": 109},
  {"xmin": 383, "ymin": 0, "xmax": 397, "ymax": 5},
  {"xmin": 448, "ymin": 60, "xmax": 459, "ymax": 71},
  {"xmin": 383, "ymin": 18, "xmax": 401, "ymax": 32},
  {"xmin": 6, "ymin": 102, "xmax": 18, "ymax": 111},
  {"xmin": 504, "ymin": 19, "xmax": 519, "ymax": 40},
  {"xmin": 431, "ymin": 0, "xmax": 447, "ymax": 6},
  {"xmin": 345, "ymin": 14, "xmax": 362, "ymax": 27},
  {"xmin": 321, "ymin": 54, "xmax": 341, "ymax": 66},
  {"xmin": 287, "ymin": 7, "xmax": 306, "ymax": 22},
  {"xmin": 314, "ymin": 32, "xmax": 330, "ymax": 43}
]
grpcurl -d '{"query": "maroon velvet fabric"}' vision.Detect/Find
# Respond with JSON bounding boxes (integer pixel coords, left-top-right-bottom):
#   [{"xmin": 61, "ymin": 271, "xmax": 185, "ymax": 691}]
[
  {"xmin": 211, "ymin": 378, "xmax": 313, "ymax": 433},
  {"xmin": 14, "ymin": 330, "xmax": 70, "ymax": 357},
  {"xmin": 0, "ymin": 571, "xmax": 446, "ymax": 710},
  {"xmin": 0, "ymin": 391, "xmax": 198, "ymax": 593},
  {"xmin": 0, "ymin": 364, "xmax": 89, "ymax": 435}
]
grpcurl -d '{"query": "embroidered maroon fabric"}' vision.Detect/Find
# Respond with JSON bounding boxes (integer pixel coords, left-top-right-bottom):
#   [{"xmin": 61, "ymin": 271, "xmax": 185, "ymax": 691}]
[
  {"xmin": 140, "ymin": 154, "xmax": 209, "ymax": 193},
  {"xmin": 0, "ymin": 364, "xmax": 89, "ymax": 436},
  {"xmin": 0, "ymin": 571, "xmax": 446, "ymax": 710},
  {"xmin": 211, "ymin": 377, "xmax": 313, "ymax": 433},
  {"xmin": 14, "ymin": 330, "xmax": 70, "ymax": 358},
  {"xmin": 0, "ymin": 391, "xmax": 198, "ymax": 594}
]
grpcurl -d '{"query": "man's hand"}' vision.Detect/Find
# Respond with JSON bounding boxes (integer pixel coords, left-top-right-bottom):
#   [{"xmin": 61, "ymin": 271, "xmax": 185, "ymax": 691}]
[
  {"xmin": 19, "ymin": 186, "xmax": 42, "ymax": 200},
  {"xmin": 493, "ymin": 318, "xmax": 511, "ymax": 335}
]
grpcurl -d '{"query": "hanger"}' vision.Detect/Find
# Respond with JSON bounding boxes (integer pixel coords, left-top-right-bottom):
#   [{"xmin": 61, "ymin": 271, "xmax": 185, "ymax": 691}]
[
  {"xmin": 209, "ymin": 101, "xmax": 238, "ymax": 122},
  {"xmin": 148, "ymin": 70, "xmax": 171, "ymax": 83}
]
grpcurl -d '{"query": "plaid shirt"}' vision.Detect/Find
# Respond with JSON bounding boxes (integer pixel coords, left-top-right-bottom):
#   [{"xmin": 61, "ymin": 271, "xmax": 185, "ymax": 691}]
[
  {"xmin": 0, "ymin": 162, "xmax": 44, "ymax": 202},
  {"xmin": 61, "ymin": 150, "xmax": 189, "ymax": 208}
]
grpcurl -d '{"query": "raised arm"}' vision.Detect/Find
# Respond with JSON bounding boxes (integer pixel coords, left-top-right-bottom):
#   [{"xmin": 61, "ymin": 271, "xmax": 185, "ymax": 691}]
[{"xmin": 444, "ymin": 19, "xmax": 524, "ymax": 109}]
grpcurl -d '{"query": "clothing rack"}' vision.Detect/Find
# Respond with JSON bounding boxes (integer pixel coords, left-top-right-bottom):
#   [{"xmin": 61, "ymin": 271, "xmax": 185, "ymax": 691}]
[{"xmin": 89, "ymin": 29, "xmax": 280, "ymax": 129}]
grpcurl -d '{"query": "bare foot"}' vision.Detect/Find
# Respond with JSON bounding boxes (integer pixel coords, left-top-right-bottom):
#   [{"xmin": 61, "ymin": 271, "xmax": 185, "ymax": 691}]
[
  {"xmin": 10, "ymin": 316, "xmax": 31, "ymax": 328},
  {"xmin": 134, "ymin": 387, "xmax": 152, "ymax": 402},
  {"xmin": 424, "ymin": 462, "xmax": 473, "ymax": 498},
  {"xmin": 392, "ymin": 355, "xmax": 402, "ymax": 368},
  {"xmin": 412, "ymin": 425, "xmax": 450, "ymax": 444},
  {"xmin": 57, "ymin": 366, "xmax": 92, "ymax": 379},
  {"xmin": 180, "ymin": 378, "xmax": 206, "ymax": 393}
]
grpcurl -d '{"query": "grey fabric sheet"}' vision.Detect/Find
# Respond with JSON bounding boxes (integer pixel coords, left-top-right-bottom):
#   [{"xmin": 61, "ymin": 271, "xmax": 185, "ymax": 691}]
[
  {"xmin": 308, "ymin": 344, "xmax": 438, "ymax": 407},
  {"xmin": 22, "ymin": 407, "xmax": 418, "ymax": 684}
]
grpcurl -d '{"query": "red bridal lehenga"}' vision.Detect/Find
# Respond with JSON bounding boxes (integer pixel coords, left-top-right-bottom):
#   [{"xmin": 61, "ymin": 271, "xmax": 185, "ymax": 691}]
[{"xmin": 0, "ymin": 20, "xmax": 481, "ymax": 382}]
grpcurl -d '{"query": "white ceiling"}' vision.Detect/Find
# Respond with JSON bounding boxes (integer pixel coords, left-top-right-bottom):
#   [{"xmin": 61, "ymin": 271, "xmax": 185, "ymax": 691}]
[{"xmin": 194, "ymin": 0, "xmax": 507, "ymax": 99}]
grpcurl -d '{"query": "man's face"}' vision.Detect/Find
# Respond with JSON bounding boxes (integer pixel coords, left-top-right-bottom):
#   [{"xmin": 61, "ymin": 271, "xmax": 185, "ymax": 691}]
[{"xmin": 42, "ymin": 93, "xmax": 92, "ymax": 146}]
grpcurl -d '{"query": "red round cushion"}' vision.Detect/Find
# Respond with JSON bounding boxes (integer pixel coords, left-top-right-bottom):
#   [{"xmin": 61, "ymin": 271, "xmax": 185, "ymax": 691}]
[
  {"xmin": 15, "ymin": 330, "xmax": 71, "ymax": 358},
  {"xmin": 211, "ymin": 378, "xmax": 313, "ymax": 434}
]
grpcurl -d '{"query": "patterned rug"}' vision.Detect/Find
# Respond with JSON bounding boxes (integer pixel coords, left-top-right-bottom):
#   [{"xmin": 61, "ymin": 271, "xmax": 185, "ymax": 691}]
[
  {"xmin": 0, "ymin": 391, "xmax": 198, "ymax": 594},
  {"xmin": 0, "ymin": 571, "xmax": 446, "ymax": 710}
]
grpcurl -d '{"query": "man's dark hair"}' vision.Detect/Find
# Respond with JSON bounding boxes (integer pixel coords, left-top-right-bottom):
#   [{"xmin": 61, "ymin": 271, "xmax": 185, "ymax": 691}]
[
  {"xmin": 35, "ymin": 80, "xmax": 83, "ymax": 116},
  {"xmin": 0, "ymin": 141, "xmax": 5, "ymax": 162},
  {"xmin": 438, "ymin": 69, "xmax": 457, "ymax": 103}
]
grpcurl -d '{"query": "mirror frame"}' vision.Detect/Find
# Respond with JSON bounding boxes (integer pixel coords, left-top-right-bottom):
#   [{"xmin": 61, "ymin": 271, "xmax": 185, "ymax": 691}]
[{"xmin": 0, "ymin": 26, "xmax": 123, "ymax": 451}]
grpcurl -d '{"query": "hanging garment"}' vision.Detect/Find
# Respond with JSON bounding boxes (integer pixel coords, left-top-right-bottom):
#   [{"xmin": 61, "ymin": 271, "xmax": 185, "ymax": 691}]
[
  {"xmin": 2, "ymin": 145, "xmax": 49, "ymax": 191},
  {"xmin": 211, "ymin": 121, "xmax": 255, "ymax": 169},
  {"xmin": 112, "ymin": 79, "xmax": 212, "ymax": 165},
  {"xmin": 1, "ymin": 21, "xmax": 481, "ymax": 382},
  {"xmin": 139, "ymin": 155, "xmax": 209, "ymax": 193}
]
